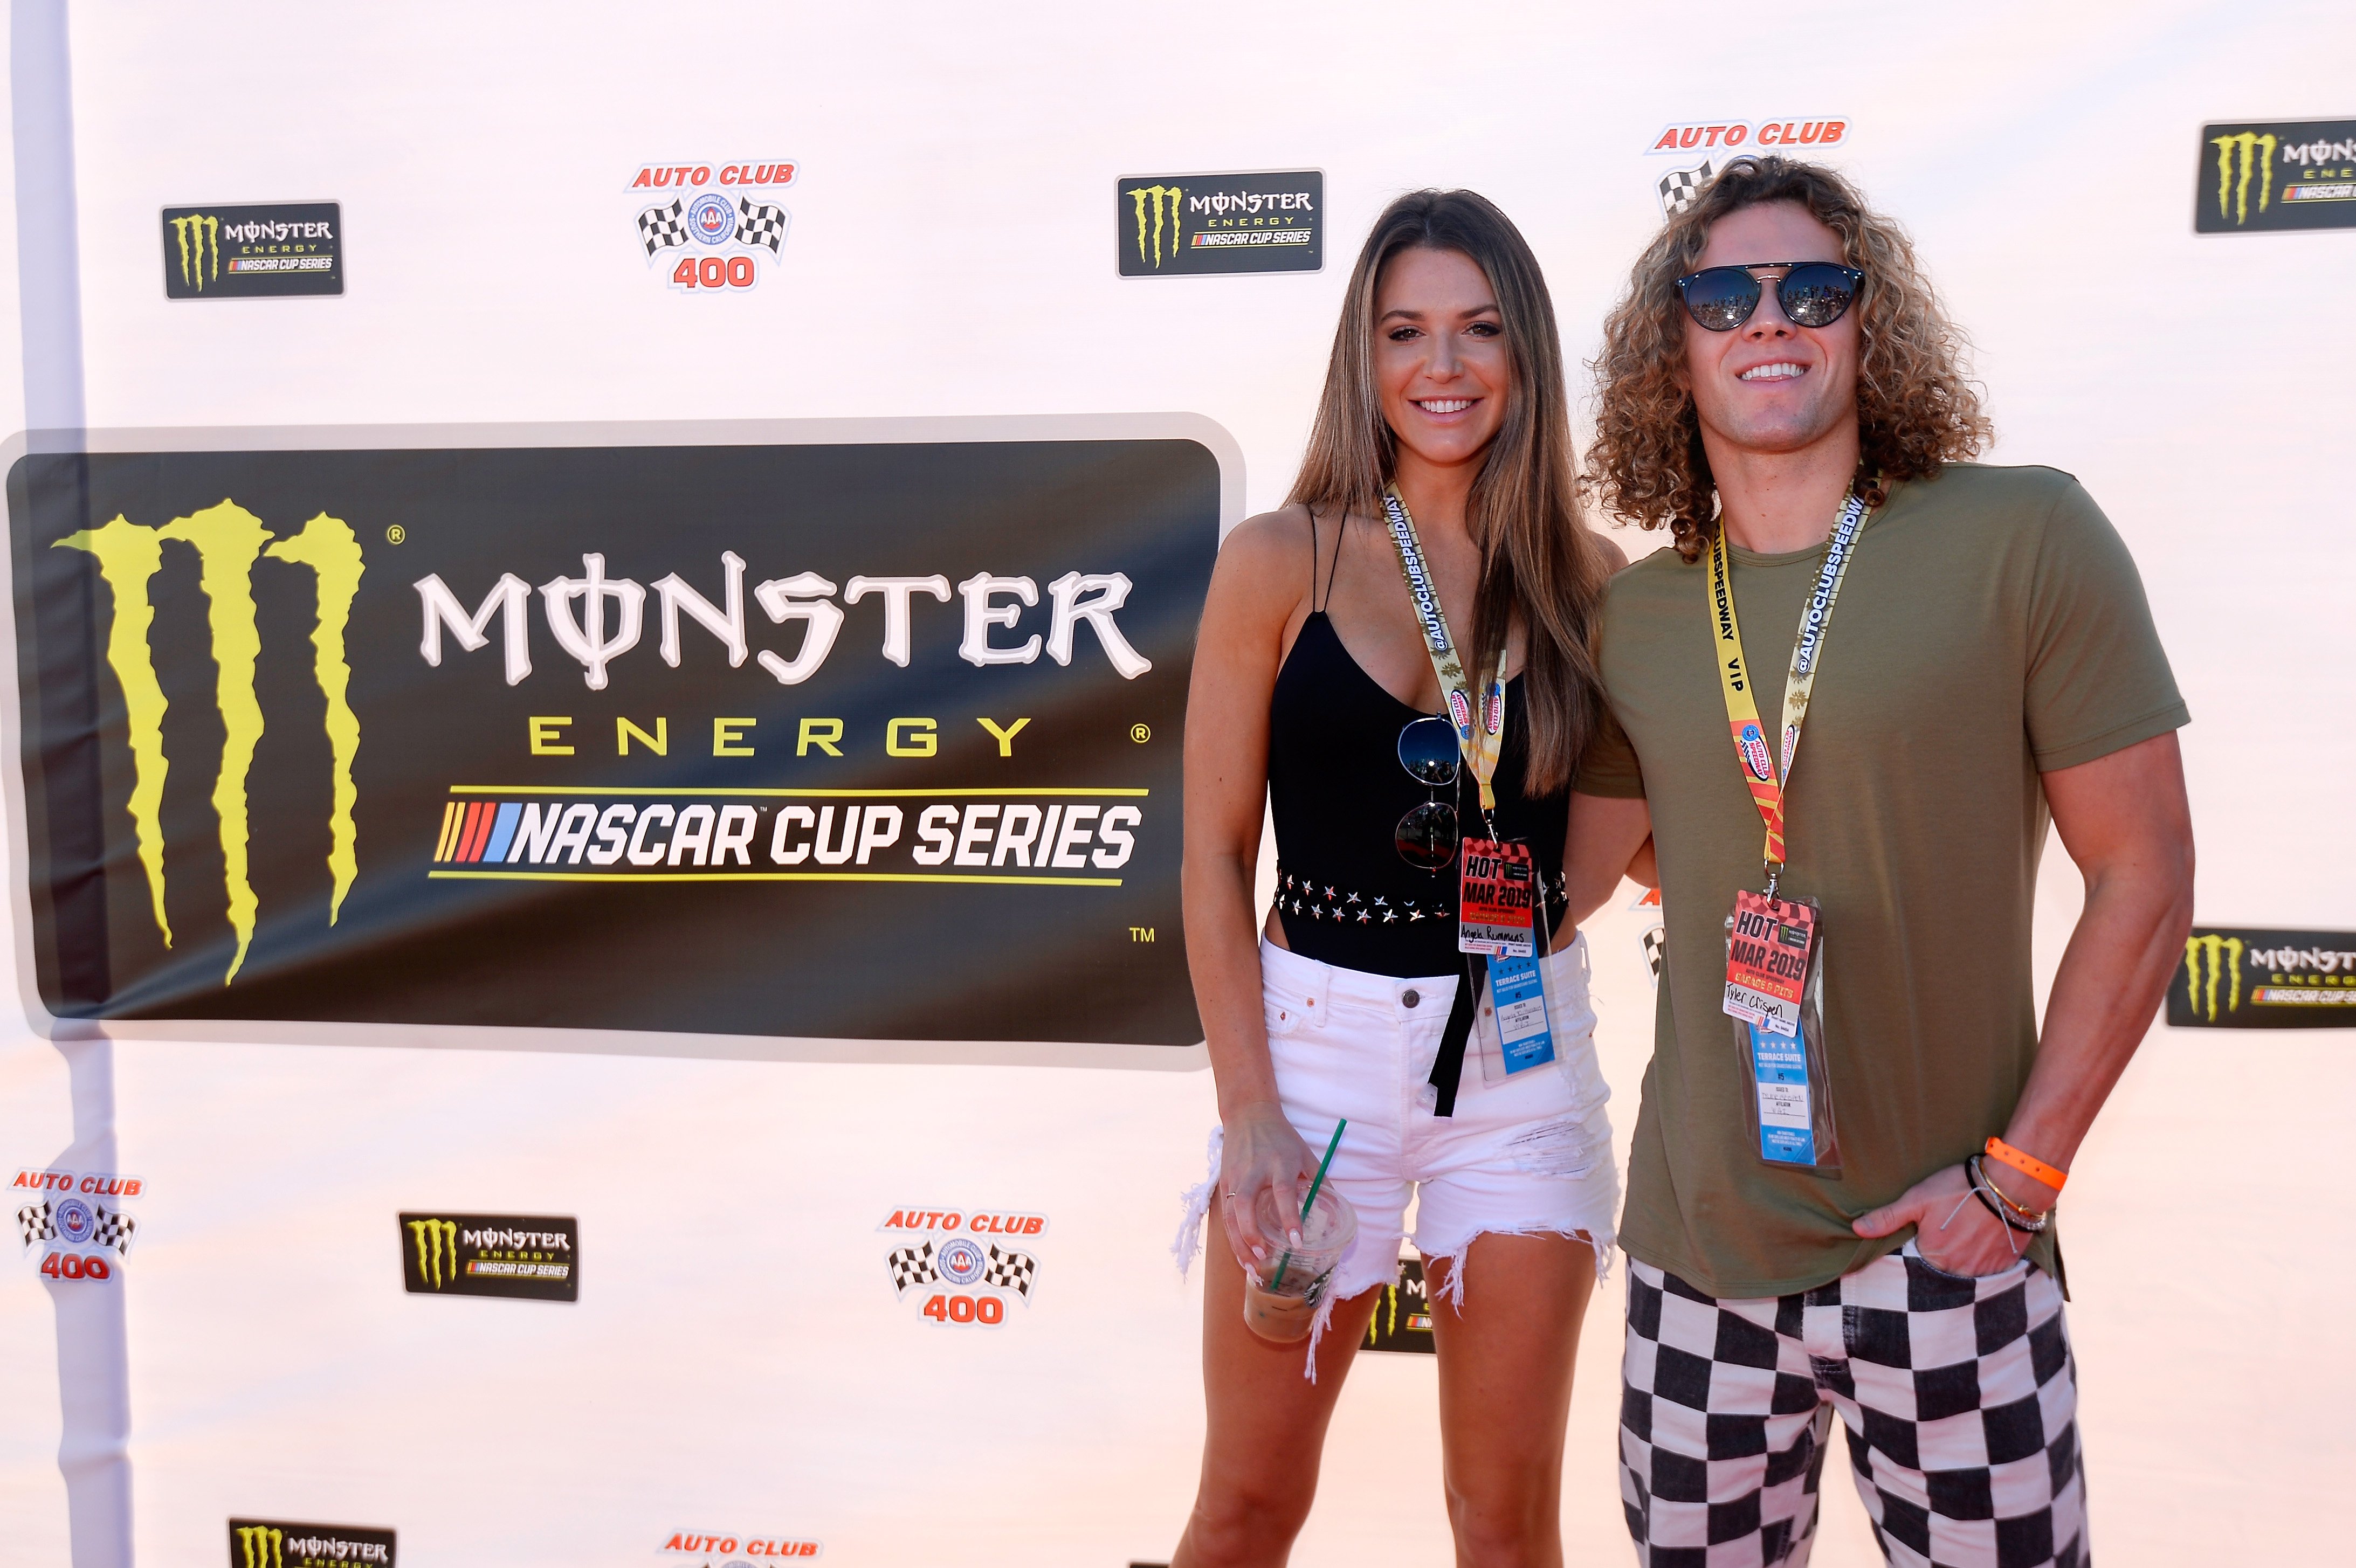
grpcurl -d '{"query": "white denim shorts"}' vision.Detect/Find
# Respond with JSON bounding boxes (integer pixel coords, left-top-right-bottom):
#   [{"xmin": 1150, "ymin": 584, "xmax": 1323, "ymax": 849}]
[{"xmin": 1180, "ymin": 934, "xmax": 1620, "ymax": 1316}]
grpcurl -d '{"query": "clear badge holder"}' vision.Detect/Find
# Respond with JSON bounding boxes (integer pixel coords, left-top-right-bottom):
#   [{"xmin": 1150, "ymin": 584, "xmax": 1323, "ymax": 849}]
[
  {"xmin": 1474, "ymin": 890, "xmax": 1560, "ymax": 1085},
  {"xmin": 1726, "ymin": 894, "xmax": 1843, "ymax": 1175}
]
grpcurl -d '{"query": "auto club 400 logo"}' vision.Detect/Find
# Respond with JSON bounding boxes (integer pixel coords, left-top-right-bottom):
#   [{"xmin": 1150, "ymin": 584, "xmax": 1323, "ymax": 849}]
[
  {"xmin": 660, "ymin": 1529, "xmax": 821, "ymax": 1562},
  {"xmin": 14, "ymin": 1167, "xmax": 141, "ymax": 1284},
  {"xmin": 880, "ymin": 1205, "xmax": 1042, "ymax": 1327},
  {"xmin": 630, "ymin": 158, "xmax": 796, "ymax": 292},
  {"xmin": 1645, "ymin": 118, "xmax": 1852, "ymax": 219}
]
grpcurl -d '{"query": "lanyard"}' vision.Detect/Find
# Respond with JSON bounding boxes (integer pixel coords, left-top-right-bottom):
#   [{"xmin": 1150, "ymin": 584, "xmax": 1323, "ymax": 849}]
[
  {"xmin": 1381, "ymin": 484, "xmax": 1505, "ymax": 817},
  {"xmin": 1706, "ymin": 491, "xmax": 1871, "ymax": 886}
]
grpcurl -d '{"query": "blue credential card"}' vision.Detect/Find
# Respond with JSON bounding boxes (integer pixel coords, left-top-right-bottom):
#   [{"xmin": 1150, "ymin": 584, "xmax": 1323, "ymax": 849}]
[
  {"xmin": 1748, "ymin": 1021, "xmax": 1816, "ymax": 1164},
  {"xmin": 1490, "ymin": 952, "xmax": 1556, "ymax": 1074}
]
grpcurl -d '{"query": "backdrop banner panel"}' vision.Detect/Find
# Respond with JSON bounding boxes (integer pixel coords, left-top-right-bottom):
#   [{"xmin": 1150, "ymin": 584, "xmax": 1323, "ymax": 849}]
[
  {"xmin": 8, "ymin": 425, "xmax": 1216, "ymax": 1049},
  {"xmin": 1, "ymin": 6, "xmax": 2350, "ymax": 1568}
]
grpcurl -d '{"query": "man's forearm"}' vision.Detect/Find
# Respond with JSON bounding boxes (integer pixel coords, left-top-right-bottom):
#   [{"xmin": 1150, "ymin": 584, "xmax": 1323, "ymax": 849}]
[{"xmin": 2004, "ymin": 857, "xmax": 2195, "ymax": 1172}]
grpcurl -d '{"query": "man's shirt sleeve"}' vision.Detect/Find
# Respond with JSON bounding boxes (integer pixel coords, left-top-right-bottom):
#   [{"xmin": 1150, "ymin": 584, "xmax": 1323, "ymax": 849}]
[
  {"xmin": 2022, "ymin": 478, "xmax": 2190, "ymax": 772},
  {"xmin": 1575, "ymin": 700, "xmax": 1648, "ymax": 799}
]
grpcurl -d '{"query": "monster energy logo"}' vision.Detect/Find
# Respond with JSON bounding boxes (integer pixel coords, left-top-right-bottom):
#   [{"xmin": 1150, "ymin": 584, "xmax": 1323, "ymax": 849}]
[
  {"xmin": 171, "ymin": 213, "xmax": 221, "ymax": 290},
  {"xmin": 235, "ymin": 1524, "xmax": 283, "ymax": 1568},
  {"xmin": 58, "ymin": 501, "xmax": 364, "ymax": 983},
  {"xmin": 408, "ymin": 1217, "xmax": 458, "ymax": 1289},
  {"xmin": 2209, "ymin": 131, "xmax": 2278, "ymax": 226},
  {"xmin": 2182, "ymin": 932, "xmax": 2245, "ymax": 1023},
  {"xmin": 1364, "ymin": 1258, "xmax": 1435, "ymax": 1351},
  {"xmin": 231, "ymin": 1521, "xmax": 392, "ymax": 1565},
  {"xmin": 1127, "ymin": 184, "xmax": 1182, "ymax": 266}
]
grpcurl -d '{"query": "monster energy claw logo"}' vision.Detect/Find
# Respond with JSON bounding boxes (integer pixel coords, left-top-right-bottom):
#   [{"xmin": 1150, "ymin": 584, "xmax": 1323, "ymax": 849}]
[
  {"xmin": 2183, "ymin": 932, "xmax": 2244, "ymax": 1022},
  {"xmin": 1127, "ymin": 184, "xmax": 1182, "ymax": 266},
  {"xmin": 235, "ymin": 1524, "xmax": 282, "ymax": 1568},
  {"xmin": 2210, "ymin": 131, "xmax": 2278, "ymax": 226},
  {"xmin": 408, "ymin": 1217, "xmax": 457, "ymax": 1289},
  {"xmin": 58, "ymin": 501, "xmax": 364, "ymax": 983},
  {"xmin": 171, "ymin": 213, "xmax": 222, "ymax": 290}
]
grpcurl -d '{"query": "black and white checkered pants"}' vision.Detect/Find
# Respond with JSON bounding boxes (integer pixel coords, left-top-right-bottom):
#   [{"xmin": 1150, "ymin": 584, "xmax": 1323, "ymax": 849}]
[{"xmin": 1620, "ymin": 1245, "xmax": 2087, "ymax": 1567}]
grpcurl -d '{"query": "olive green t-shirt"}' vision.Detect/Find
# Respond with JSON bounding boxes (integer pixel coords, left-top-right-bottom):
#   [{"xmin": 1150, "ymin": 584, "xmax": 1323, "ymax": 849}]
[{"xmin": 1579, "ymin": 464, "xmax": 2187, "ymax": 1298}]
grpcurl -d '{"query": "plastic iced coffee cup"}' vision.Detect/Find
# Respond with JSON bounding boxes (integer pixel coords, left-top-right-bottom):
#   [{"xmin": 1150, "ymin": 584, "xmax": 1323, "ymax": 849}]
[{"xmin": 1230, "ymin": 1183, "xmax": 1358, "ymax": 1344}]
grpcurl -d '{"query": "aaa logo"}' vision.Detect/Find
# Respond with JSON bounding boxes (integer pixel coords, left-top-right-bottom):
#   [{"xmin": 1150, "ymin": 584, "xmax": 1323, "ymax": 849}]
[
  {"xmin": 1737, "ymin": 722, "xmax": 1773, "ymax": 782},
  {"xmin": 58, "ymin": 501, "xmax": 364, "ymax": 983}
]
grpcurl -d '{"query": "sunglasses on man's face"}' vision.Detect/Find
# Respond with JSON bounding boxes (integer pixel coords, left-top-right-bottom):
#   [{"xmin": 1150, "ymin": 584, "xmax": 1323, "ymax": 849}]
[{"xmin": 1675, "ymin": 262, "xmax": 1864, "ymax": 331}]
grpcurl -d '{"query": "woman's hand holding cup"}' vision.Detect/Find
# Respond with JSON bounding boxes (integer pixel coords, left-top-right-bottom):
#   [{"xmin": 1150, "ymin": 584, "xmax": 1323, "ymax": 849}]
[{"xmin": 1217, "ymin": 1101, "xmax": 1317, "ymax": 1265}]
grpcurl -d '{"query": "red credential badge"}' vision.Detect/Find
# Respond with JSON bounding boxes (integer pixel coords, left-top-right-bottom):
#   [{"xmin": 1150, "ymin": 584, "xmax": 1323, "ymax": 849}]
[
  {"xmin": 1458, "ymin": 839, "xmax": 1536, "ymax": 958},
  {"xmin": 1721, "ymin": 889, "xmax": 1815, "ymax": 1037}
]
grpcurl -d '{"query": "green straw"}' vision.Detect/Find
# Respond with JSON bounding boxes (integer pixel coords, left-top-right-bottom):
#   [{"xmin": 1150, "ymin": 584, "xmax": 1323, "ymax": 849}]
[{"xmin": 1270, "ymin": 1118, "xmax": 1347, "ymax": 1292}]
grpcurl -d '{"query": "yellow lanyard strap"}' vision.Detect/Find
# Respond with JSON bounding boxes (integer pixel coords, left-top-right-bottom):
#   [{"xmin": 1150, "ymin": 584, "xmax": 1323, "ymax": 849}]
[
  {"xmin": 1706, "ymin": 491, "xmax": 1870, "ymax": 874},
  {"xmin": 1381, "ymin": 484, "xmax": 1505, "ymax": 816}
]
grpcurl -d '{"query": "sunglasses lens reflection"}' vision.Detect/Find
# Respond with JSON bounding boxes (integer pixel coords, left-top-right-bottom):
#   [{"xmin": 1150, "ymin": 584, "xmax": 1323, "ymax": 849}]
[
  {"xmin": 1780, "ymin": 264, "xmax": 1858, "ymax": 327},
  {"xmin": 1397, "ymin": 716, "xmax": 1461, "ymax": 786},
  {"xmin": 1680, "ymin": 267, "xmax": 1761, "ymax": 330},
  {"xmin": 1395, "ymin": 801, "xmax": 1459, "ymax": 870}
]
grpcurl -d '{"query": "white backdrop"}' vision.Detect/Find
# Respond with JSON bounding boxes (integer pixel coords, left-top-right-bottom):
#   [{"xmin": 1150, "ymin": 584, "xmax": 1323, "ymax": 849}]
[{"xmin": 3, "ymin": 2, "xmax": 2352, "ymax": 1563}]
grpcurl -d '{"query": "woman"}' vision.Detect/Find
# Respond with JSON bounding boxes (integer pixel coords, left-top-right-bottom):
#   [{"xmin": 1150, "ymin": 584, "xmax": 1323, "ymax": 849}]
[{"xmin": 1171, "ymin": 191, "xmax": 1624, "ymax": 1567}]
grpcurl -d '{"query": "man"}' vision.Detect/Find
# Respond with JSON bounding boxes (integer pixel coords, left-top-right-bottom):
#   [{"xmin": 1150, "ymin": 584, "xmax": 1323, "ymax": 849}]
[{"xmin": 1565, "ymin": 155, "xmax": 2193, "ymax": 1567}]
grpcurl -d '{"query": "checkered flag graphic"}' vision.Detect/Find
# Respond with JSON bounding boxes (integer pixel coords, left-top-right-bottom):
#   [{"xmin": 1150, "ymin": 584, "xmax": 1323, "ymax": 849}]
[
  {"xmin": 17, "ymin": 1201, "xmax": 53, "ymax": 1248},
  {"xmin": 982, "ymin": 1244, "xmax": 1037, "ymax": 1300},
  {"xmin": 734, "ymin": 198, "xmax": 789, "ymax": 255},
  {"xmin": 1641, "ymin": 924, "xmax": 1668, "ymax": 984},
  {"xmin": 90, "ymin": 1208, "xmax": 136, "ymax": 1255},
  {"xmin": 887, "ymin": 1240, "xmax": 938, "ymax": 1296},
  {"xmin": 1657, "ymin": 162, "xmax": 1714, "ymax": 218},
  {"xmin": 637, "ymin": 198, "xmax": 690, "ymax": 257}
]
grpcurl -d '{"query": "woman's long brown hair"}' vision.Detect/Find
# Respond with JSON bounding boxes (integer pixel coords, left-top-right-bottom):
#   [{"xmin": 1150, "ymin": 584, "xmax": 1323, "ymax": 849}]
[{"xmin": 1286, "ymin": 189, "xmax": 1614, "ymax": 796}]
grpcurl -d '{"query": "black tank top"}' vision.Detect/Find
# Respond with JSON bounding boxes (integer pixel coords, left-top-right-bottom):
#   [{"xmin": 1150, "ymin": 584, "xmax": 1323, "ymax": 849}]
[{"xmin": 1267, "ymin": 526, "xmax": 1569, "ymax": 979}]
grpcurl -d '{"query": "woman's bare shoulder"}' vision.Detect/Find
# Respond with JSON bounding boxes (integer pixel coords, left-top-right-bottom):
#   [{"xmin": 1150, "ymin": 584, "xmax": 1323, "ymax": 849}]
[
  {"xmin": 1591, "ymin": 526, "xmax": 1631, "ymax": 572},
  {"xmin": 1221, "ymin": 503, "xmax": 1318, "ymax": 563},
  {"xmin": 1210, "ymin": 503, "xmax": 1320, "ymax": 605}
]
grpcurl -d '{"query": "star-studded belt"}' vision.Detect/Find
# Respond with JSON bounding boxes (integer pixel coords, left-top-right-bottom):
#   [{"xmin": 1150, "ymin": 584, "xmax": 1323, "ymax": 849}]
[{"xmin": 1272, "ymin": 864, "xmax": 1569, "ymax": 928}]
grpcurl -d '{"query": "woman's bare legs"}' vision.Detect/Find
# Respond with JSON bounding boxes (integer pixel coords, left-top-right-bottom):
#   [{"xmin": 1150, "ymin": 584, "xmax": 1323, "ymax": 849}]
[
  {"xmin": 1427, "ymin": 1232, "xmax": 1599, "ymax": 1568},
  {"xmin": 1171, "ymin": 1235, "xmax": 1386, "ymax": 1568}
]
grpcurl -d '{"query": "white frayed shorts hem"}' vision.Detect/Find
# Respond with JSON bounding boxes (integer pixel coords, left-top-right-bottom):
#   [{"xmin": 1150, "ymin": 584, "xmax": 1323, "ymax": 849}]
[{"xmin": 1175, "ymin": 936, "xmax": 1621, "ymax": 1372}]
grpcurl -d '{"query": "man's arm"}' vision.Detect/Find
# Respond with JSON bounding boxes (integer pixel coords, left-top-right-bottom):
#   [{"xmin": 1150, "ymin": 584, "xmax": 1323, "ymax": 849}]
[
  {"xmin": 1856, "ymin": 731, "xmax": 2194, "ymax": 1270},
  {"xmin": 1558, "ymin": 792, "xmax": 1652, "ymax": 947},
  {"xmin": 2004, "ymin": 730, "xmax": 2197, "ymax": 1170}
]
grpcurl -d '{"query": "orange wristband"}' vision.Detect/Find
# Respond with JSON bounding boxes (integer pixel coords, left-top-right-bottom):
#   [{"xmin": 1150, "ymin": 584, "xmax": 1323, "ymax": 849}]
[{"xmin": 1985, "ymin": 1137, "xmax": 2067, "ymax": 1193}]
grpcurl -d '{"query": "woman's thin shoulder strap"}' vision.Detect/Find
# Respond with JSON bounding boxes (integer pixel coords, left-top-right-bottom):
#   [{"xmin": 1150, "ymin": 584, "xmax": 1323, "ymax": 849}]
[
  {"xmin": 1318, "ymin": 505, "xmax": 1344, "ymax": 611},
  {"xmin": 1304, "ymin": 505, "xmax": 1319, "ymax": 606}
]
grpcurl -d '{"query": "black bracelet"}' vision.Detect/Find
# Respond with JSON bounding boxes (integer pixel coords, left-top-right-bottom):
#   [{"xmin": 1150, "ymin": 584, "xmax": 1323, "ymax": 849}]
[{"xmin": 1965, "ymin": 1158, "xmax": 2048, "ymax": 1234}]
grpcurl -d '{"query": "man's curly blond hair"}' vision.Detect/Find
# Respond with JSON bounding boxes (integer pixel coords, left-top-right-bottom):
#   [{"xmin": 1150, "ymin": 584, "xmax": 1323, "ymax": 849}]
[{"xmin": 1582, "ymin": 156, "xmax": 1992, "ymax": 561}]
